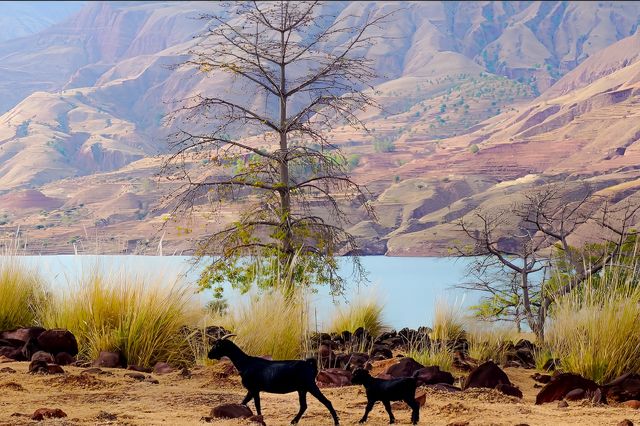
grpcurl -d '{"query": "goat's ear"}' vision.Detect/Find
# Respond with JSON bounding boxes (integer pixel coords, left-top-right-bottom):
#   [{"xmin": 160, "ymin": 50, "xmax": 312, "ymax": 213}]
[{"xmin": 220, "ymin": 333, "xmax": 237, "ymax": 340}]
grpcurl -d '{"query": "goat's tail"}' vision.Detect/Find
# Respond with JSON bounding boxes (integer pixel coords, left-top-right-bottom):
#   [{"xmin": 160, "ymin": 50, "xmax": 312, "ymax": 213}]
[{"xmin": 305, "ymin": 357, "xmax": 319, "ymax": 374}]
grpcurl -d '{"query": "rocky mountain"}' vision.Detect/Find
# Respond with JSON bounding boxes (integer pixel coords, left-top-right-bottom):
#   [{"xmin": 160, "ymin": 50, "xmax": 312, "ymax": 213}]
[
  {"xmin": 0, "ymin": 2, "xmax": 83, "ymax": 42},
  {"xmin": 2, "ymin": 1, "xmax": 640, "ymax": 255}
]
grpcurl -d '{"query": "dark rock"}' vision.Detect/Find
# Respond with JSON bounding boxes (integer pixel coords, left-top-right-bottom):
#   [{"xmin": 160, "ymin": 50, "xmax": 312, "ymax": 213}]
[
  {"xmin": 1, "ymin": 327, "xmax": 46, "ymax": 343},
  {"xmin": 531, "ymin": 372, "xmax": 552, "ymax": 384},
  {"xmin": 96, "ymin": 411, "xmax": 118, "ymax": 421},
  {"xmin": 415, "ymin": 390, "xmax": 427, "ymax": 406},
  {"xmin": 370, "ymin": 344, "xmax": 393, "ymax": 360},
  {"xmin": 385, "ymin": 357, "xmax": 424, "ymax": 378},
  {"xmin": 316, "ymin": 368, "xmax": 352, "ymax": 387},
  {"xmin": 153, "ymin": 362, "xmax": 174, "ymax": 375},
  {"xmin": 54, "ymin": 352, "xmax": 75, "ymax": 366},
  {"xmin": 344, "ymin": 352, "xmax": 369, "ymax": 371},
  {"xmin": 590, "ymin": 387, "xmax": 606, "ymax": 404},
  {"xmin": 340, "ymin": 330, "xmax": 352, "ymax": 342},
  {"xmin": 0, "ymin": 346, "xmax": 26, "ymax": 361},
  {"xmin": 453, "ymin": 350, "xmax": 477, "ymax": 372},
  {"xmin": 542, "ymin": 358, "xmax": 560, "ymax": 371},
  {"xmin": 618, "ymin": 420, "xmax": 634, "ymax": 426},
  {"xmin": 36, "ymin": 329, "xmax": 78, "ymax": 356},
  {"xmin": 31, "ymin": 408, "xmax": 67, "ymax": 421},
  {"xmin": 180, "ymin": 367, "xmax": 192, "ymax": 379},
  {"xmin": 31, "ymin": 351, "xmax": 54, "ymax": 363},
  {"xmin": 210, "ymin": 403, "xmax": 253, "ymax": 419},
  {"xmin": 428, "ymin": 383, "xmax": 462, "ymax": 392},
  {"xmin": 124, "ymin": 372, "xmax": 146, "ymax": 381},
  {"xmin": 446, "ymin": 422, "xmax": 469, "ymax": 426},
  {"xmin": 93, "ymin": 351, "xmax": 126, "ymax": 368},
  {"xmin": 128, "ymin": 364, "xmax": 153, "ymax": 373},
  {"xmin": 145, "ymin": 376, "xmax": 160, "ymax": 384},
  {"xmin": 565, "ymin": 388, "xmax": 586, "ymax": 401},
  {"xmin": 604, "ymin": 373, "xmax": 640, "ymax": 402},
  {"xmin": 29, "ymin": 360, "xmax": 63, "ymax": 375},
  {"xmin": 623, "ymin": 400, "xmax": 640, "ymax": 409},
  {"xmin": 318, "ymin": 344, "xmax": 336, "ymax": 369},
  {"xmin": 248, "ymin": 415, "xmax": 266, "ymax": 425},
  {"xmin": 557, "ymin": 400, "xmax": 568, "ymax": 408},
  {"xmin": 414, "ymin": 366, "xmax": 455, "ymax": 385},
  {"xmin": 0, "ymin": 367, "xmax": 16, "ymax": 374},
  {"xmin": 495, "ymin": 383, "xmax": 523, "ymax": 398},
  {"xmin": 463, "ymin": 361, "xmax": 512, "ymax": 390},
  {"xmin": 535, "ymin": 373, "xmax": 599, "ymax": 405}
]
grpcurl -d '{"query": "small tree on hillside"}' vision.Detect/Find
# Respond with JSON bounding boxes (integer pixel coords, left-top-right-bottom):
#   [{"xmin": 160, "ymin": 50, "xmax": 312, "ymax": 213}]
[{"xmin": 163, "ymin": 2, "xmax": 392, "ymax": 296}]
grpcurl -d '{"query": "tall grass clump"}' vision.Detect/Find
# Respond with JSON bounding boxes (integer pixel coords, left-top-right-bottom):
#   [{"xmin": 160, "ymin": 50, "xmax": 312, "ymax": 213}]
[
  {"xmin": 329, "ymin": 296, "xmax": 387, "ymax": 338},
  {"xmin": 0, "ymin": 257, "xmax": 47, "ymax": 330},
  {"xmin": 42, "ymin": 265, "xmax": 199, "ymax": 367},
  {"xmin": 407, "ymin": 299, "xmax": 466, "ymax": 371},
  {"xmin": 215, "ymin": 289, "xmax": 309, "ymax": 360},
  {"xmin": 466, "ymin": 324, "xmax": 518, "ymax": 363},
  {"xmin": 546, "ymin": 265, "xmax": 640, "ymax": 383}
]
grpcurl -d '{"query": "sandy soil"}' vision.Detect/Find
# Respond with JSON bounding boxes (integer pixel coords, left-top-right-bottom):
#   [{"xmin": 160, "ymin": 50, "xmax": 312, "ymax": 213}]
[{"xmin": 1, "ymin": 361, "xmax": 639, "ymax": 426}]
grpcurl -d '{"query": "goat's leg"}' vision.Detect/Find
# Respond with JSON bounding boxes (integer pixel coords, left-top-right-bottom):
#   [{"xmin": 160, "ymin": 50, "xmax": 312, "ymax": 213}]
[
  {"xmin": 253, "ymin": 392, "xmax": 262, "ymax": 415},
  {"xmin": 291, "ymin": 390, "xmax": 308, "ymax": 424},
  {"xmin": 404, "ymin": 397, "xmax": 419, "ymax": 425},
  {"xmin": 382, "ymin": 400, "xmax": 395, "ymax": 424},
  {"xmin": 309, "ymin": 384, "xmax": 339, "ymax": 425},
  {"xmin": 359, "ymin": 400, "xmax": 375, "ymax": 423},
  {"xmin": 241, "ymin": 391, "xmax": 253, "ymax": 406}
]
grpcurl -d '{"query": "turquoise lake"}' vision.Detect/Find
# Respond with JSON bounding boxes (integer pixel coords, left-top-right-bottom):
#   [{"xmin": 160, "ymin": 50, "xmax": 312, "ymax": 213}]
[{"xmin": 14, "ymin": 255, "xmax": 479, "ymax": 329}]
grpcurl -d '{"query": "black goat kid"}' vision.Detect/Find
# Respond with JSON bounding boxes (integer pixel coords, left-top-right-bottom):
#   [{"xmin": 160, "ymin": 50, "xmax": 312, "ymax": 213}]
[
  {"xmin": 351, "ymin": 368, "xmax": 419, "ymax": 425},
  {"xmin": 208, "ymin": 335, "xmax": 339, "ymax": 425}
]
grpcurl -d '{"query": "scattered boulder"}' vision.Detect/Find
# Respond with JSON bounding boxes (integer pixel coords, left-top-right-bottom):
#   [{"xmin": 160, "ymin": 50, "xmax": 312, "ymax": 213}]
[
  {"xmin": 54, "ymin": 352, "xmax": 75, "ymax": 366},
  {"xmin": 145, "ymin": 376, "xmax": 160, "ymax": 384},
  {"xmin": 31, "ymin": 408, "xmax": 67, "ymax": 421},
  {"xmin": 318, "ymin": 344, "xmax": 336, "ymax": 369},
  {"xmin": 428, "ymin": 383, "xmax": 462, "ymax": 392},
  {"xmin": 531, "ymin": 372, "xmax": 552, "ymax": 384},
  {"xmin": 618, "ymin": 420, "xmax": 633, "ymax": 426},
  {"xmin": 124, "ymin": 372, "xmax": 146, "ymax": 381},
  {"xmin": 28, "ymin": 360, "xmax": 64, "ymax": 375},
  {"xmin": 413, "ymin": 366, "xmax": 455, "ymax": 386},
  {"xmin": 1, "ymin": 327, "xmax": 46, "ymax": 343},
  {"xmin": 81, "ymin": 367, "xmax": 113, "ymax": 376},
  {"xmin": 31, "ymin": 351, "xmax": 54, "ymax": 364},
  {"xmin": 344, "ymin": 352, "xmax": 369, "ymax": 371},
  {"xmin": 248, "ymin": 415, "xmax": 266, "ymax": 426},
  {"xmin": 495, "ymin": 383, "xmax": 523, "ymax": 398},
  {"xmin": 604, "ymin": 373, "xmax": 640, "ymax": 402},
  {"xmin": 415, "ymin": 390, "xmax": 427, "ymax": 407},
  {"xmin": 565, "ymin": 388, "xmax": 586, "ymax": 401},
  {"xmin": 210, "ymin": 403, "xmax": 253, "ymax": 419},
  {"xmin": 316, "ymin": 368, "xmax": 352, "ymax": 387},
  {"xmin": 180, "ymin": 367, "xmax": 192, "ymax": 379},
  {"xmin": 153, "ymin": 362, "xmax": 174, "ymax": 375},
  {"xmin": 385, "ymin": 357, "xmax": 424, "ymax": 378},
  {"xmin": 535, "ymin": 373, "xmax": 599, "ymax": 404},
  {"xmin": 463, "ymin": 361, "xmax": 512, "ymax": 390},
  {"xmin": 93, "ymin": 351, "xmax": 125, "ymax": 368},
  {"xmin": 370, "ymin": 344, "xmax": 393, "ymax": 360},
  {"xmin": 557, "ymin": 400, "xmax": 569, "ymax": 408},
  {"xmin": 128, "ymin": 364, "xmax": 153, "ymax": 373},
  {"xmin": 36, "ymin": 329, "xmax": 78, "ymax": 356},
  {"xmin": 453, "ymin": 350, "xmax": 477, "ymax": 372},
  {"xmin": 0, "ymin": 367, "xmax": 16, "ymax": 374},
  {"xmin": 623, "ymin": 400, "xmax": 640, "ymax": 409}
]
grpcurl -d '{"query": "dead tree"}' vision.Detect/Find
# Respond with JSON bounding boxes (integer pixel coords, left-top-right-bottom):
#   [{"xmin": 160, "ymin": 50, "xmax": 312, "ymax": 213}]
[{"xmin": 162, "ymin": 2, "xmax": 394, "ymax": 295}]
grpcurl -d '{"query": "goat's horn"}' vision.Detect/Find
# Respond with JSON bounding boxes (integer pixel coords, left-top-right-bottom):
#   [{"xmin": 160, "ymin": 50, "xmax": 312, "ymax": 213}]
[{"xmin": 220, "ymin": 333, "xmax": 237, "ymax": 340}]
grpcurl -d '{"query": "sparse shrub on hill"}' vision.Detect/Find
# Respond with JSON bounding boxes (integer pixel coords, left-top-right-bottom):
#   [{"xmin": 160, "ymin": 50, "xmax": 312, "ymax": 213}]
[{"xmin": 373, "ymin": 136, "xmax": 396, "ymax": 153}]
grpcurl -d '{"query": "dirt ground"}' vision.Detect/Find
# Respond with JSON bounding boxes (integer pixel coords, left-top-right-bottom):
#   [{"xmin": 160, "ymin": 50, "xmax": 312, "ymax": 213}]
[{"xmin": 1, "ymin": 361, "xmax": 639, "ymax": 426}]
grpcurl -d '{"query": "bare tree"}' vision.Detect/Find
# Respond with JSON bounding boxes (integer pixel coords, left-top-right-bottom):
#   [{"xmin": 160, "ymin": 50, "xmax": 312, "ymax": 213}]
[
  {"xmin": 457, "ymin": 206, "xmax": 549, "ymax": 336},
  {"xmin": 458, "ymin": 182, "xmax": 640, "ymax": 339},
  {"xmin": 162, "ymin": 2, "xmax": 393, "ymax": 295}
]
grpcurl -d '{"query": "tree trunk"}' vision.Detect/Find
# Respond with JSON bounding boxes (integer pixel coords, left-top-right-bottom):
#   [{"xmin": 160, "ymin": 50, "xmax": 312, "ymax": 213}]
[{"xmin": 278, "ymin": 30, "xmax": 293, "ymax": 263}]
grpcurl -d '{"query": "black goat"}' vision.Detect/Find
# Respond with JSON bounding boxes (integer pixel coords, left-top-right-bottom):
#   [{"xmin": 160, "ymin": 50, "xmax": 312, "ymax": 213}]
[
  {"xmin": 208, "ymin": 335, "xmax": 339, "ymax": 425},
  {"xmin": 351, "ymin": 368, "xmax": 419, "ymax": 424}
]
